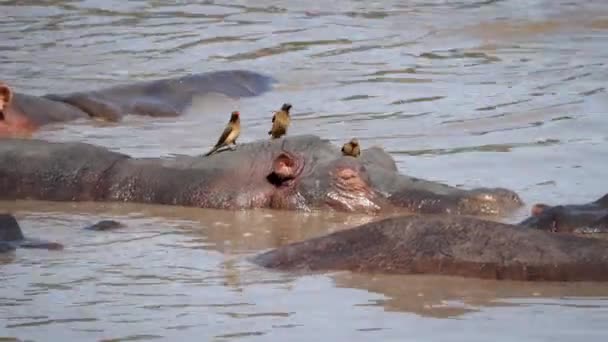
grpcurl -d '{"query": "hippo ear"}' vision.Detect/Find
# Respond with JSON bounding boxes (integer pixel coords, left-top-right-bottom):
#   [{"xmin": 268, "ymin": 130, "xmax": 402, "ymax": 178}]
[
  {"xmin": 531, "ymin": 203, "xmax": 550, "ymax": 217},
  {"xmin": 267, "ymin": 153, "xmax": 300, "ymax": 187},
  {"xmin": 271, "ymin": 153, "xmax": 297, "ymax": 179},
  {"xmin": 595, "ymin": 193, "xmax": 608, "ymax": 207},
  {"xmin": 0, "ymin": 83, "xmax": 12, "ymax": 106}
]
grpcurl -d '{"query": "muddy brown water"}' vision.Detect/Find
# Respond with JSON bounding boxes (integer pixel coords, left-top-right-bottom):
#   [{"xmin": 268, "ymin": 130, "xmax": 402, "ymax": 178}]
[{"xmin": 2, "ymin": 0, "xmax": 608, "ymax": 340}]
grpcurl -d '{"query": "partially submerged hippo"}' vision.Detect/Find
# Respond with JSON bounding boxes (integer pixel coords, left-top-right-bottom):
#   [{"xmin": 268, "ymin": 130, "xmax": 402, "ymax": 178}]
[
  {"xmin": 0, "ymin": 70, "xmax": 274, "ymax": 136},
  {"xmin": 0, "ymin": 135, "xmax": 522, "ymax": 215},
  {"xmin": 0, "ymin": 213, "xmax": 63, "ymax": 252},
  {"xmin": 84, "ymin": 220, "xmax": 125, "ymax": 231},
  {"xmin": 519, "ymin": 194, "xmax": 608, "ymax": 233},
  {"xmin": 252, "ymin": 215, "xmax": 608, "ymax": 282}
]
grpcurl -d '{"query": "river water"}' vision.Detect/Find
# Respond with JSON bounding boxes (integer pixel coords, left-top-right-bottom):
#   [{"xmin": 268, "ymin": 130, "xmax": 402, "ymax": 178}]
[{"xmin": 2, "ymin": 0, "xmax": 608, "ymax": 340}]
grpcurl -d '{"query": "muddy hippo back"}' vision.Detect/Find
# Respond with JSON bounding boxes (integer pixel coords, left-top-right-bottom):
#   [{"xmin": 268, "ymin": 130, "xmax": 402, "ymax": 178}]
[
  {"xmin": 0, "ymin": 138, "xmax": 128, "ymax": 201},
  {"xmin": 252, "ymin": 215, "xmax": 608, "ymax": 281}
]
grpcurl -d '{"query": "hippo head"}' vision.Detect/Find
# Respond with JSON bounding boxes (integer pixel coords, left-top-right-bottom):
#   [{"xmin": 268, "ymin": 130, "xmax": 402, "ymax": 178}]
[
  {"xmin": 520, "ymin": 196, "xmax": 608, "ymax": 233},
  {"xmin": 257, "ymin": 136, "xmax": 388, "ymax": 213},
  {"xmin": 199, "ymin": 135, "xmax": 521, "ymax": 215},
  {"xmin": 174, "ymin": 135, "xmax": 387, "ymax": 213},
  {"xmin": 272, "ymin": 152, "xmax": 385, "ymax": 213}
]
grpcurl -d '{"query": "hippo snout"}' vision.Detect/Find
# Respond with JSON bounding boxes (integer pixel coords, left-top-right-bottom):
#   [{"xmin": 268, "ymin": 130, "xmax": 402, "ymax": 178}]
[{"xmin": 459, "ymin": 187, "xmax": 523, "ymax": 216}]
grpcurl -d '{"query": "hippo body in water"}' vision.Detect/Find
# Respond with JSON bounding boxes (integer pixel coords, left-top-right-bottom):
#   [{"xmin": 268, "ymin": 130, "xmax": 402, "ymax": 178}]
[
  {"xmin": 0, "ymin": 70, "xmax": 274, "ymax": 136},
  {"xmin": 0, "ymin": 214, "xmax": 63, "ymax": 252},
  {"xmin": 252, "ymin": 215, "xmax": 608, "ymax": 282},
  {"xmin": 0, "ymin": 135, "xmax": 522, "ymax": 215},
  {"xmin": 519, "ymin": 194, "xmax": 608, "ymax": 233}
]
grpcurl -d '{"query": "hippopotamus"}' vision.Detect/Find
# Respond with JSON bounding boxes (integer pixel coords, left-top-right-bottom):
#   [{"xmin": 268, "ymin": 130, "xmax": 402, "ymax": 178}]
[
  {"xmin": 0, "ymin": 135, "xmax": 522, "ymax": 215},
  {"xmin": 0, "ymin": 213, "xmax": 63, "ymax": 252},
  {"xmin": 84, "ymin": 220, "xmax": 125, "ymax": 231},
  {"xmin": 519, "ymin": 194, "xmax": 608, "ymax": 233},
  {"xmin": 0, "ymin": 70, "xmax": 274, "ymax": 136},
  {"xmin": 252, "ymin": 215, "xmax": 608, "ymax": 282}
]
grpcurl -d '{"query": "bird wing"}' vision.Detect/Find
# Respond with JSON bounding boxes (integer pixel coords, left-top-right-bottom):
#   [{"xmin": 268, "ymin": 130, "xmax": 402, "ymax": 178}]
[{"xmin": 214, "ymin": 124, "xmax": 233, "ymax": 147}]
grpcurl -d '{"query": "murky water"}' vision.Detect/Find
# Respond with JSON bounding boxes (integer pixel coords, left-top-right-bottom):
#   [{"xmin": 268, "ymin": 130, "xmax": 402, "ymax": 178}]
[{"xmin": 2, "ymin": 0, "xmax": 608, "ymax": 340}]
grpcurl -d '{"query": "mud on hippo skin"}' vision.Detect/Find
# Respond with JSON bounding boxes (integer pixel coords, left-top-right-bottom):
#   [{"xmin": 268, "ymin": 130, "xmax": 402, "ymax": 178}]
[
  {"xmin": 0, "ymin": 135, "xmax": 522, "ymax": 215},
  {"xmin": 252, "ymin": 215, "xmax": 608, "ymax": 282},
  {"xmin": 0, "ymin": 214, "xmax": 63, "ymax": 252},
  {"xmin": 520, "ymin": 194, "xmax": 608, "ymax": 233}
]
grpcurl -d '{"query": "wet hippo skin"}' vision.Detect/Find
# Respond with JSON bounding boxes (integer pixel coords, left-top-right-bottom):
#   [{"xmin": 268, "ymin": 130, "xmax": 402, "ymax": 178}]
[
  {"xmin": 0, "ymin": 135, "xmax": 522, "ymax": 216},
  {"xmin": 0, "ymin": 213, "xmax": 63, "ymax": 251},
  {"xmin": 0, "ymin": 70, "xmax": 274, "ymax": 136},
  {"xmin": 252, "ymin": 215, "xmax": 608, "ymax": 282},
  {"xmin": 520, "ymin": 194, "xmax": 608, "ymax": 233}
]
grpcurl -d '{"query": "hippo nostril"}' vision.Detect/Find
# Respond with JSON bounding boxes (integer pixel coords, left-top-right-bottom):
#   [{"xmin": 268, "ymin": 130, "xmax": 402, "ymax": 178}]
[
  {"xmin": 337, "ymin": 168, "xmax": 357, "ymax": 180},
  {"xmin": 0, "ymin": 110, "xmax": 4, "ymax": 121}
]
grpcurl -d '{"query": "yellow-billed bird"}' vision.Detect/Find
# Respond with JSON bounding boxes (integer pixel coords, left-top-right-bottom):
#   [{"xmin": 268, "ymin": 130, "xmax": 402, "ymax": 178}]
[
  {"xmin": 268, "ymin": 103, "xmax": 292, "ymax": 139},
  {"xmin": 341, "ymin": 138, "xmax": 361, "ymax": 157},
  {"xmin": 204, "ymin": 111, "xmax": 241, "ymax": 156}
]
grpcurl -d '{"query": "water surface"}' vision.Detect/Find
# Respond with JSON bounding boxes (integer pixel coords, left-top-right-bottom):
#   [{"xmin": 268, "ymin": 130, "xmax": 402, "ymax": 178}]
[{"xmin": 1, "ymin": 0, "xmax": 608, "ymax": 340}]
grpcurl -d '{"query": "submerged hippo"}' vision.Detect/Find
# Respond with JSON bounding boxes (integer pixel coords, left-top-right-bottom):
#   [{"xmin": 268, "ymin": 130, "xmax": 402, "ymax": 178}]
[
  {"xmin": 519, "ymin": 194, "xmax": 608, "ymax": 233},
  {"xmin": 252, "ymin": 215, "xmax": 608, "ymax": 282},
  {"xmin": 0, "ymin": 70, "xmax": 274, "ymax": 136},
  {"xmin": 0, "ymin": 214, "xmax": 63, "ymax": 252},
  {"xmin": 0, "ymin": 135, "xmax": 522, "ymax": 215},
  {"xmin": 84, "ymin": 220, "xmax": 125, "ymax": 231}
]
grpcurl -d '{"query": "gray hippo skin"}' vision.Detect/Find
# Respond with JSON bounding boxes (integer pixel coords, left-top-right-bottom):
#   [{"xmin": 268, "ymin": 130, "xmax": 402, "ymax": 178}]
[
  {"xmin": 519, "ymin": 194, "xmax": 608, "ymax": 233},
  {"xmin": 0, "ymin": 70, "xmax": 274, "ymax": 135},
  {"xmin": 0, "ymin": 213, "xmax": 63, "ymax": 251},
  {"xmin": 252, "ymin": 215, "xmax": 608, "ymax": 282},
  {"xmin": 0, "ymin": 135, "xmax": 522, "ymax": 215}
]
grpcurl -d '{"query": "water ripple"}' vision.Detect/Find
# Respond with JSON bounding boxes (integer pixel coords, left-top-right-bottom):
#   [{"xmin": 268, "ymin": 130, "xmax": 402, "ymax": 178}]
[{"xmin": 2, "ymin": 0, "xmax": 608, "ymax": 341}]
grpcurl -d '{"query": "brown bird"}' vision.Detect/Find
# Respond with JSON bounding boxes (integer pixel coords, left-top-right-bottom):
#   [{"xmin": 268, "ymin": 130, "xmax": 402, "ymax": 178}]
[
  {"xmin": 268, "ymin": 103, "xmax": 292, "ymax": 139},
  {"xmin": 204, "ymin": 111, "xmax": 241, "ymax": 156},
  {"xmin": 341, "ymin": 138, "xmax": 361, "ymax": 157}
]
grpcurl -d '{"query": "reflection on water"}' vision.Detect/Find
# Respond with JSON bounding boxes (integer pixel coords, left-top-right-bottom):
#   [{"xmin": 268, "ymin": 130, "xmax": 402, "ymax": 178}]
[
  {"xmin": 2, "ymin": 0, "xmax": 608, "ymax": 340},
  {"xmin": 2, "ymin": 201, "xmax": 608, "ymax": 341},
  {"xmin": 333, "ymin": 273, "xmax": 608, "ymax": 318}
]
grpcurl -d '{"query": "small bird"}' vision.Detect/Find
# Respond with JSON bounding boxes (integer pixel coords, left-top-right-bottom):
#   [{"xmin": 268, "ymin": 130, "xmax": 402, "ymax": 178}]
[
  {"xmin": 268, "ymin": 103, "xmax": 292, "ymax": 139},
  {"xmin": 204, "ymin": 111, "xmax": 241, "ymax": 156},
  {"xmin": 341, "ymin": 138, "xmax": 361, "ymax": 157}
]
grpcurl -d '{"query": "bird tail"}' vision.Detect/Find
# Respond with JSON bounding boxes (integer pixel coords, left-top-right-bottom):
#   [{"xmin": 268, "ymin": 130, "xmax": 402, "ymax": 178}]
[{"xmin": 204, "ymin": 146, "xmax": 220, "ymax": 157}]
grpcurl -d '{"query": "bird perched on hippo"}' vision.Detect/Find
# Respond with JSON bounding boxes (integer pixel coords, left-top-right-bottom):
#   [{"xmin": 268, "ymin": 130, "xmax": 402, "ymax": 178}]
[
  {"xmin": 204, "ymin": 111, "xmax": 241, "ymax": 156},
  {"xmin": 268, "ymin": 103, "xmax": 292, "ymax": 139}
]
